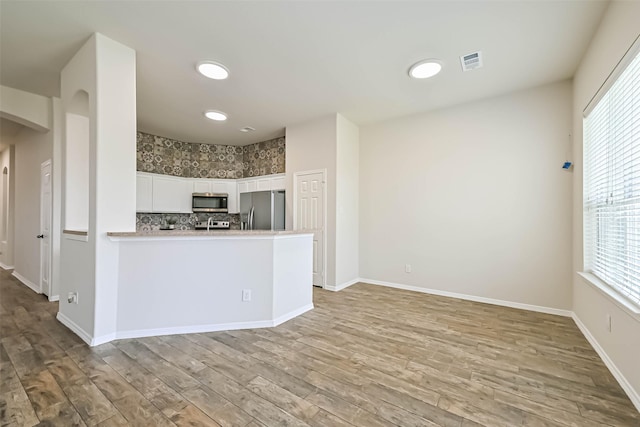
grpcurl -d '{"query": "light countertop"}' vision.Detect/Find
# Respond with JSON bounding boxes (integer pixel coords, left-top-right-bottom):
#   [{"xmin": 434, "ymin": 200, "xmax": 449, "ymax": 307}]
[{"xmin": 107, "ymin": 229, "xmax": 315, "ymax": 239}]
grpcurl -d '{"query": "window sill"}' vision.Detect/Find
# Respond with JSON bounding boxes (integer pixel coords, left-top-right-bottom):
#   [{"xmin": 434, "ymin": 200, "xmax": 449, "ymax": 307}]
[
  {"xmin": 577, "ymin": 272, "xmax": 640, "ymax": 321},
  {"xmin": 63, "ymin": 229, "xmax": 88, "ymax": 242}
]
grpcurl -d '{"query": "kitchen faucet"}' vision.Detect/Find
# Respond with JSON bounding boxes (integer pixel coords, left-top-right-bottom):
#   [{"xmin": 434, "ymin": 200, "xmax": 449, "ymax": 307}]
[{"xmin": 207, "ymin": 217, "xmax": 214, "ymax": 231}]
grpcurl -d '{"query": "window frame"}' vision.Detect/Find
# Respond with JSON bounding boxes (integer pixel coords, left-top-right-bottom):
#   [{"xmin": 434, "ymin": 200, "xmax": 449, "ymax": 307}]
[{"xmin": 582, "ymin": 34, "xmax": 640, "ymax": 313}]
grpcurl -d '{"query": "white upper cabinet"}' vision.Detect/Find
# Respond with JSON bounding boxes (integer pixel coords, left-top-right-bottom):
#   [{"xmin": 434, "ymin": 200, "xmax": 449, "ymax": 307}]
[
  {"xmin": 211, "ymin": 181, "xmax": 228, "ymax": 194},
  {"xmin": 238, "ymin": 179, "xmax": 255, "ymax": 194},
  {"xmin": 136, "ymin": 173, "xmax": 153, "ymax": 212},
  {"xmin": 238, "ymin": 174, "xmax": 285, "ymax": 194},
  {"xmin": 270, "ymin": 175, "xmax": 286, "ymax": 190},
  {"xmin": 192, "ymin": 180, "xmax": 210, "ymax": 194},
  {"xmin": 257, "ymin": 177, "xmax": 271, "ymax": 191},
  {"xmin": 137, "ymin": 172, "xmax": 277, "ymax": 213},
  {"xmin": 225, "ymin": 181, "xmax": 239, "ymax": 213},
  {"xmin": 152, "ymin": 175, "xmax": 191, "ymax": 213}
]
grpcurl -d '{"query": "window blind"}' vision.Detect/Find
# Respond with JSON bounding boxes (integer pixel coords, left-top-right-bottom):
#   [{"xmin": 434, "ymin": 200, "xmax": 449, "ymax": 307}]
[{"xmin": 584, "ymin": 49, "xmax": 640, "ymax": 307}]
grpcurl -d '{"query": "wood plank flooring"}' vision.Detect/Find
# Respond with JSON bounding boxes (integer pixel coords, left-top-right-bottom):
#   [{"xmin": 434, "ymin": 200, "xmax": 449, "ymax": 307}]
[{"xmin": 1, "ymin": 268, "xmax": 638, "ymax": 426}]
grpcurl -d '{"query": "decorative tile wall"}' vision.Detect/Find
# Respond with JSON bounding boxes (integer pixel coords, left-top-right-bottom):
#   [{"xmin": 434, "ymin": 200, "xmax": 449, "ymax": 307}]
[
  {"xmin": 135, "ymin": 132, "xmax": 285, "ymax": 230},
  {"xmin": 243, "ymin": 137, "xmax": 286, "ymax": 177},
  {"xmin": 136, "ymin": 212, "xmax": 241, "ymax": 231},
  {"xmin": 136, "ymin": 132, "xmax": 285, "ymax": 179},
  {"xmin": 137, "ymin": 132, "xmax": 244, "ymax": 179}
]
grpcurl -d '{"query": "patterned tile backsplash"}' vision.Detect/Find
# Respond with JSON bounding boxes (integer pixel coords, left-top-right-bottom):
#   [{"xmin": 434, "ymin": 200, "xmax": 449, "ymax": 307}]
[
  {"xmin": 136, "ymin": 132, "xmax": 285, "ymax": 179},
  {"xmin": 243, "ymin": 137, "xmax": 285, "ymax": 177},
  {"xmin": 137, "ymin": 213, "xmax": 241, "ymax": 231},
  {"xmin": 136, "ymin": 131, "xmax": 285, "ymax": 230}
]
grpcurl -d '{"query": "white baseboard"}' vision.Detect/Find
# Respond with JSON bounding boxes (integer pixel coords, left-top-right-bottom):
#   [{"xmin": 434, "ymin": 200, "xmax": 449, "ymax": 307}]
[
  {"xmin": 359, "ymin": 278, "xmax": 573, "ymax": 317},
  {"xmin": 273, "ymin": 303, "xmax": 314, "ymax": 326},
  {"xmin": 91, "ymin": 332, "xmax": 118, "ymax": 347},
  {"xmin": 48, "ymin": 295, "xmax": 60, "ymax": 302},
  {"xmin": 572, "ymin": 313, "xmax": 640, "ymax": 412},
  {"xmin": 11, "ymin": 271, "xmax": 41, "ymax": 295},
  {"xmin": 56, "ymin": 312, "xmax": 94, "ymax": 346},
  {"xmin": 91, "ymin": 303, "xmax": 315, "ymax": 346},
  {"xmin": 114, "ymin": 319, "xmax": 274, "ymax": 342},
  {"xmin": 0, "ymin": 262, "xmax": 14, "ymax": 270},
  {"xmin": 325, "ymin": 278, "xmax": 359, "ymax": 292}
]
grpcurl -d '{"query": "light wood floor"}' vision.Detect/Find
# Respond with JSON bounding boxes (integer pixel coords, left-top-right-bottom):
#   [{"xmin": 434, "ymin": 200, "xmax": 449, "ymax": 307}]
[{"xmin": 1, "ymin": 269, "xmax": 638, "ymax": 426}]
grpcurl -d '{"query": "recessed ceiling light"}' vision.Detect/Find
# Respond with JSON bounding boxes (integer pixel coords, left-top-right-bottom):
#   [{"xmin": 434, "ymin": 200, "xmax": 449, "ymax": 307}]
[
  {"xmin": 205, "ymin": 110, "xmax": 227, "ymax": 121},
  {"xmin": 197, "ymin": 61, "xmax": 229, "ymax": 80},
  {"xmin": 408, "ymin": 60, "xmax": 442, "ymax": 79}
]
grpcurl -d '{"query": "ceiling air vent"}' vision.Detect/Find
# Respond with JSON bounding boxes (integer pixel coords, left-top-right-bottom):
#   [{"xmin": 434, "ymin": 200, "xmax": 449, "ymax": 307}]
[{"xmin": 460, "ymin": 51, "xmax": 483, "ymax": 72}]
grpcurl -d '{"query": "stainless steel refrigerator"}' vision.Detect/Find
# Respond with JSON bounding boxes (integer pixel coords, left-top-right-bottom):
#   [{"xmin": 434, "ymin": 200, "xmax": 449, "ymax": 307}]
[{"xmin": 240, "ymin": 190, "xmax": 285, "ymax": 230}]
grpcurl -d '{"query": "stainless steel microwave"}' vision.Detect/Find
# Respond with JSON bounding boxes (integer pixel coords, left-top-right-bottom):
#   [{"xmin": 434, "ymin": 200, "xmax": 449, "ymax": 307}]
[{"xmin": 192, "ymin": 193, "xmax": 228, "ymax": 213}]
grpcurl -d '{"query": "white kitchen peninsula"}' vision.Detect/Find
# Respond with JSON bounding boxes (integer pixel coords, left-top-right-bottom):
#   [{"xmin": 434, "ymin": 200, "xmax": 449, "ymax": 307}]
[{"xmin": 104, "ymin": 230, "xmax": 313, "ymax": 342}]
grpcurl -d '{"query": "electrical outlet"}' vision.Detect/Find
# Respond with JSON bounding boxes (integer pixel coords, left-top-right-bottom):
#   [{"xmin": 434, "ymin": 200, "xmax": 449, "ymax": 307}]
[
  {"xmin": 67, "ymin": 292, "xmax": 78, "ymax": 304},
  {"xmin": 405, "ymin": 264, "xmax": 412, "ymax": 273},
  {"xmin": 606, "ymin": 314, "xmax": 612, "ymax": 332},
  {"xmin": 242, "ymin": 289, "xmax": 252, "ymax": 302}
]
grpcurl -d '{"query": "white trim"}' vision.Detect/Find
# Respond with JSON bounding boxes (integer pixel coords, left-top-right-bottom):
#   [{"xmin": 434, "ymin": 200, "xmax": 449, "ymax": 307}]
[
  {"xmin": 56, "ymin": 312, "xmax": 93, "ymax": 346},
  {"xmin": 273, "ymin": 303, "xmax": 314, "ymax": 326},
  {"xmin": 108, "ymin": 305, "xmax": 314, "ymax": 345},
  {"xmin": 578, "ymin": 272, "xmax": 640, "ymax": 320},
  {"xmin": 63, "ymin": 232, "xmax": 88, "ymax": 242},
  {"xmin": 326, "ymin": 278, "xmax": 359, "ymax": 292},
  {"xmin": 0, "ymin": 262, "xmax": 14, "ymax": 270},
  {"xmin": 91, "ymin": 333, "xmax": 118, "ymax": 347},
  {"xmin": 583, "ymin": 33, "xmax": 640, "ymax": 116},
  {"xmin": 318, "ymin": 279, "xmax": 640, "ymax": 411},
  {"xmin": 65, "ymin": 303, "xmax": 315, "ymax": 347},
  {"xmin": 48, "ymin": 294, "xmax": 59, "ymax": 302},
  {"xmin": 572, "ymin": 313, "xmax": 640, "ymax": 412},
  {"xmin": 293, "ymin": 168, "xmax": 327, "ymax": 288},
  {"xmin": 114, "ymin": 320, "xmax": 274, "ymax": 342},
  {"xmin": 11, "ymin": 271, "xmax": 41, "ymax": 294},
  {"xmin": 107, "ymin": 232, "xmax": 312, "ymax": 242},
  {"xmin": 40, "ymin": 159, "xmax": 53, "ymax": 299},
  {"xmin": 359, "ymin": 278, "xmax": 573, "ymax": 317}
]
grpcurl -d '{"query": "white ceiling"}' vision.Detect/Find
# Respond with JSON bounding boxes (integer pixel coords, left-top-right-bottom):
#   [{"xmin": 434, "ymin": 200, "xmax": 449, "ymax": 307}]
[{"xmin": 0, "ymin": 1, "xmax": 608, "ymax": 146}]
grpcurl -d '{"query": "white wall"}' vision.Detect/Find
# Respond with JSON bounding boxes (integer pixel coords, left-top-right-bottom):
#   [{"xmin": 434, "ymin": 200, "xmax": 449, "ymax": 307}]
[
  {"xmin": 285, "ymin": 115, "xmax": 337, "ymax": 286},
  {"xmin": 59, "ymin": 35, "xmax": 98, "ymax": 338},
  {"xmin": 273, "ymin": 235, "xmax": 313, "ymax": 319},
  {"xmin": 13, "ymin": 126, "xmax": 53, "ymax": 291},
  {"xmin": 571, "ymin": 0, "xmax": 640, "ymax": 409},
  {"xmin": 58, "ymin": 33, "xmax": 137, "ymax": 343},
  {"xmin": 0, "ymin": 87, "xmax": 62, "ymax": 299},
  {"xmin": 64, "ymin": 112, "xmax": 89, "ymax": 231},
  {"xmin": 335, "ymin": 114, "xmax": 359, "ymax": 287},
  {"xmin": 360, "ymin": 80, "xmax": 573, "ymax": 311},
  {"xmin": 117, "ymin": 238, "xmax": 274, "ymax": 332},
  {"xmin": 0, "ymin": 85, "xmax": 51, "ymax": 132},
  {"xmin": 93, "ymin": 34, "xmax": 137, "ymax": 340},
  {"xmin": 0, "ymin": 146, "xmax": 15, "ymax": 269}
]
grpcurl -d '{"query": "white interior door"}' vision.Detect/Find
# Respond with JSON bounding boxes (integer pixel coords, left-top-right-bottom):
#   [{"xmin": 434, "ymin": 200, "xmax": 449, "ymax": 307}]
[
  {"xmin": 40, "ymin": 160, "xmax": 52, "ymax": 296},
  {"xmin": 294, "ymin": 170, "xmax": 325, "ymax": 287}
]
